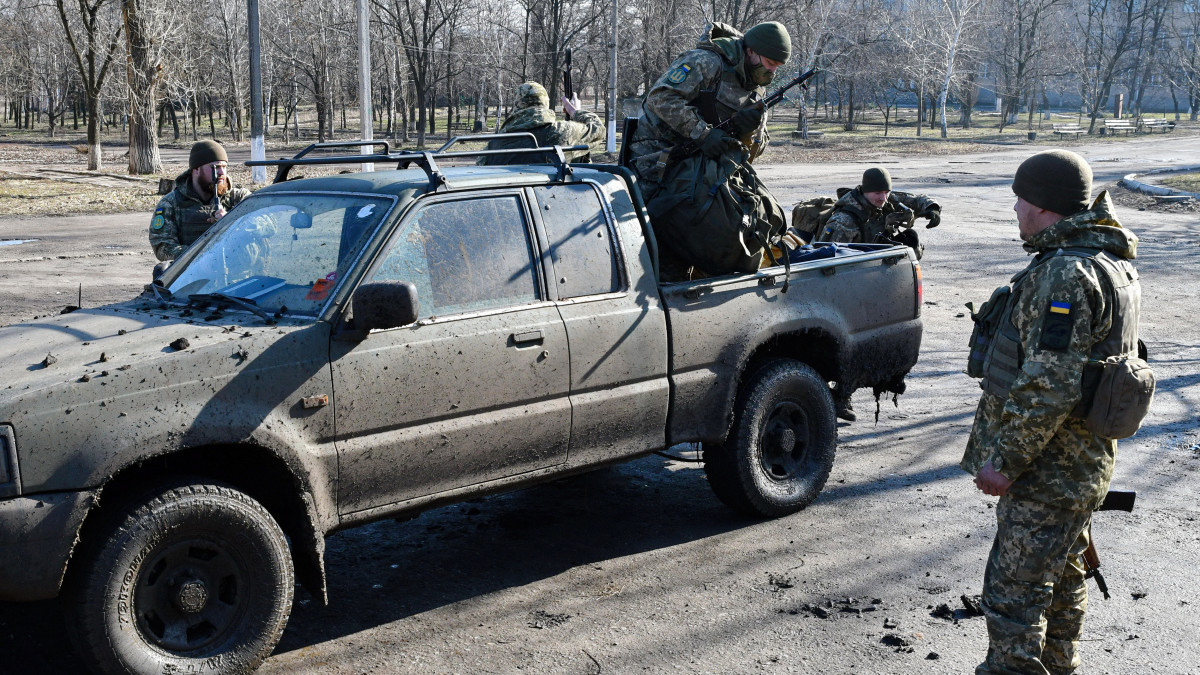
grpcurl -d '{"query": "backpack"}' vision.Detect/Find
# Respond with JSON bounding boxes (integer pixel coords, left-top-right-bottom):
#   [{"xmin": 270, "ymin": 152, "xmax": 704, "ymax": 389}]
[
  {"xmin": 789, "ymin": 196, "xmax": 837, "ymax": 242},
  {"xmin": 646, "ymin": 153, "xmax": 786, "ymax": 275}
]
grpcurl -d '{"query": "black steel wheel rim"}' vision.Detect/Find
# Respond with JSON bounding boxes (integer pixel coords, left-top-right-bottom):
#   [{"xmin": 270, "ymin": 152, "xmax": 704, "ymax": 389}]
[
  {"xmin": 758, "ymin": 399, "xmax": 811, "ymax": 481},
  {"xmin": 133, "ymin": 534, "xmax": 250, "ymax": 653}
]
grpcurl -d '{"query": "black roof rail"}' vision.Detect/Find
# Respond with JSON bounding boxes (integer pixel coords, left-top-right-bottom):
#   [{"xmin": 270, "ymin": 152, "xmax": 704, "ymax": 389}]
[{"xmin": 246, "ymin": 135, "xmax": 588, "ymax": 188}]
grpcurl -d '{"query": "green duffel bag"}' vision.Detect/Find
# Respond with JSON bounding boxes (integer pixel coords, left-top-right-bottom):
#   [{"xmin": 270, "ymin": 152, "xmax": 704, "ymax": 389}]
[{"xmin": 646, "ymin": 153, "xmax": 786, "ymax": 276}]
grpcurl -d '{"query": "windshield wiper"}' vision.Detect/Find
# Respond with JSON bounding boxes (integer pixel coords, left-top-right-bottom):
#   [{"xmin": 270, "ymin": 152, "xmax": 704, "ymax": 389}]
[
  {"xmin": 188, "ymin": 293, "xmax": 275, "ymax": 323},
  {"xmin": 147, "ymin": 283, "xmax": 172, "ymax": 305}
]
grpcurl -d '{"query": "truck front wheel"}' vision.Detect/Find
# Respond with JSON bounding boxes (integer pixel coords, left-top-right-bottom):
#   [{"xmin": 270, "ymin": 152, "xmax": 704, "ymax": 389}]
[
  {"xmin": 705, "ymin": 360, "xmax": 837, "ymax": 517},
  {"xmin": 65, "ymin": 481, "xmax": 294, "ymax": 675}
]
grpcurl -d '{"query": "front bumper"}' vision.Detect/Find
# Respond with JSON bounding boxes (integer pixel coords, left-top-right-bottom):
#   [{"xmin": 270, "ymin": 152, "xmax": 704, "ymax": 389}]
[{"xmin": 0, "ymin": 490, "xmax": 94, "ymax": 601}]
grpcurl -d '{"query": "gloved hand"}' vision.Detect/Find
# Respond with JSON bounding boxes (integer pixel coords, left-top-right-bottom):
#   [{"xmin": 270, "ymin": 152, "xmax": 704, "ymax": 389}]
[
  {"xmin": 730, "ymin": 106, "xmax": 765, "ymax": 136},
  {"xmin": 924, "ymin": 208, "xmax": 942, "ymax": 228},
  {"xmin": 885, "ymin": 210, "xmax": 913, "ymax": 230},
  {"xmin": 701, "ymin": 129, "xmax": 739, "ymax": 159}
]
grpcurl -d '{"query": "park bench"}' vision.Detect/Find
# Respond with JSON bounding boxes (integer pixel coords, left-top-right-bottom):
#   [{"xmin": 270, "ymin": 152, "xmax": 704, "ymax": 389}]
[
  {"xmin": 1104, "ymin": 119, "xmax": 1136, "ymax": 135},
  {"xmin": 1139, "ymin": 118, "xmax": 1174, "ymax": 133},
  {"xmin": 1052, "ymin": 123, "xmax": 1085, "ymax": 139}
]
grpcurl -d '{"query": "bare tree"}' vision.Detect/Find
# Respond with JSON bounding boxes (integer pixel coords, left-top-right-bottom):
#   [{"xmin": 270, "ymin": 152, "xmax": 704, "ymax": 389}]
[
  {"xmin": 985, "ymin": 0, "xmax": 1067, "ymax": 133},
  {"xmin": 1069, "ymin": 0, "xmax": 1140, "ymax": 132},
  {"xmin": 121, "ymin": 0, "xmax": 180, "ymax": 173},
  {"xmin": 56, "ymin": 0, "xmax": 123, "ymax": 168}
]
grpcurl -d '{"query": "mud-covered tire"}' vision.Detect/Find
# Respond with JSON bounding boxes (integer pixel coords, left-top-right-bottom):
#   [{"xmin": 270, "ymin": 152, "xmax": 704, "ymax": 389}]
[
  {"xmin": 65, "ymin": 482, "xmax": 293, "ymax": 675},
  {"xmin": 704, "ymin": 360, "xmax": 837, "ymax": 517}
]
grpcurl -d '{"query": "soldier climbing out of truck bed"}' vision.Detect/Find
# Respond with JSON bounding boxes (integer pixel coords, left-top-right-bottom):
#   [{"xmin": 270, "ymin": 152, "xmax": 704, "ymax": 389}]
[{"xmin": 626, "ymin": 21, "xmax": 793, "ymax": 280}]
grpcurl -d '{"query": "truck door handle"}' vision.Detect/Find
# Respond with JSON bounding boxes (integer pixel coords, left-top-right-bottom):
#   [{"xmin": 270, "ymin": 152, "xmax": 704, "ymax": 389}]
[{"xmin": 511, "ymin": 330, "xmax": 544, "ymax": 345}]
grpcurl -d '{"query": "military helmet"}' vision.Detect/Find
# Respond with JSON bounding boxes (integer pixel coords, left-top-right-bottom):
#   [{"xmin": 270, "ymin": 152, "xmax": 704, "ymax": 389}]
[{"xmin": 515, "ymin": 82, "xmax": 550, "ymax": 111}]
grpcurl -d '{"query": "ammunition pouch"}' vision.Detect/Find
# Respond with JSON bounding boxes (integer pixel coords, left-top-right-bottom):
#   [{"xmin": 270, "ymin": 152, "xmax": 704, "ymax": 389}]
[
  {"xmin": 966, "ymin": 285, "xmax": 1012, "ymax": 379},
  {"xmin": 1074, "ymin": 342, "xmax": 1155, "ymax": 439}
]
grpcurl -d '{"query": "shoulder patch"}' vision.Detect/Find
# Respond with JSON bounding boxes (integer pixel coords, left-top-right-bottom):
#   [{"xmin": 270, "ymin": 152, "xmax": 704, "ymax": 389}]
[
  {"xmin": 665, "ymin": 63, "xmax": 691, "ymax": 85},
  {"xmin": 1039, "ymin": 300, "xmax": 1073, "ymax": 351},
  {"xmin": 151, "ymin": 214, "xmax": 165, "ymax": 230}
]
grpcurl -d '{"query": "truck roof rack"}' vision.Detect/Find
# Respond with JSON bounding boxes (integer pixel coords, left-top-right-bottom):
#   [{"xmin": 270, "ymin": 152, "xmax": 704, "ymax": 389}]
[{"xmin": 246, "ymin": 135, "xmax": 589, "ymax": 189}]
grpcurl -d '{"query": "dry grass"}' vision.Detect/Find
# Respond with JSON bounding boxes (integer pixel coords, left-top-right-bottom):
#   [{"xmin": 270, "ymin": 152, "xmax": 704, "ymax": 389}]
[
  {"xmin": 1158, "ymin": 171, "xmax": 1200, "ymax": 193},
  {"xmin": 0, "ymin": 174, "xmax": 159, "ymax": 217}
]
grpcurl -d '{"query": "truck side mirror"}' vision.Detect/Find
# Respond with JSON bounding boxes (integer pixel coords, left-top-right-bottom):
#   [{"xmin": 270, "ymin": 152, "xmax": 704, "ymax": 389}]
[{"xmin": 352, "ymin": 281, "xmax": 419, "ymax": 331}]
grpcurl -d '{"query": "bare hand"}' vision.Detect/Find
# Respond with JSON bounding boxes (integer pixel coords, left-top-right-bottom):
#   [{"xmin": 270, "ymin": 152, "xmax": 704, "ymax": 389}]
[
  {"xmin": 974, "ymin": 460, "xmax": 1012, "ymax": 497},
  {"xmin": 561, "ymin": 95, "xmax": 580, "ymax": 119}
]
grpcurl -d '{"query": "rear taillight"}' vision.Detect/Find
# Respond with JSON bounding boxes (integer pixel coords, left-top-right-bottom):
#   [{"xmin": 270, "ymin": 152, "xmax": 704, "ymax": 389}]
[{"xmin": 914, "ymin": 262, "xmax": 923, "ymax": 317}]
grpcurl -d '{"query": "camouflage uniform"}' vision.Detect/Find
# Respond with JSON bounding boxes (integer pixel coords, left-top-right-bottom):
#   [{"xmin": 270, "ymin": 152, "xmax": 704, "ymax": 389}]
[
  {"xmin": 150, "ymin": 171, "xmax": 251, "ymax": 261},
  {"xmin": 821, "ymin": 187, "xmax": 939, "ymax": 245},
  {"xmin": 627, "ymin": 23, "xmax": 770, "ymax": 198},
  {"xmin": 478, "ymin": 82, "xmax": 605, "ymax": 166},
  {"xmin": 962, "ymin": 192, "xmax": 1141, "ymax": 675}
]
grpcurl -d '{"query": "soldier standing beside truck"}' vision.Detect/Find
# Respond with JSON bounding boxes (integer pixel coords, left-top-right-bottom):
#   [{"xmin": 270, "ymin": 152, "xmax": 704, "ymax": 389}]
[
  {"xmin": 149, "ymin": 140, "xmax": 250, "ymax": 261},
  {"xmin": 962, "ymin": 150, "xmax": 1152, "ymax": 675}
]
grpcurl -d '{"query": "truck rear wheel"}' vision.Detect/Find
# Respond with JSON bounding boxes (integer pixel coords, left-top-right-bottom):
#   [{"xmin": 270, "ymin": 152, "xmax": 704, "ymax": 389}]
[
  {"xmin": 65, "ymin": 481, "xmax": 294, "ymax": 675},
  {"xmin": 705, "ymin": 360, "xmax": 837, "ymax": 517}
]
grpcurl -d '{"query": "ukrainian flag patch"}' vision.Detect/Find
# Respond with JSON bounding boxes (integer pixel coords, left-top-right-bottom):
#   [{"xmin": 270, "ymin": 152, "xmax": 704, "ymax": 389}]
[
  {"xmin": 1049, "ymin": 301, "xmax": 1071, "ymax": 314},
  {"xmin": 665, "ymin": 64, "xmax": 691, "ymax": 85}
]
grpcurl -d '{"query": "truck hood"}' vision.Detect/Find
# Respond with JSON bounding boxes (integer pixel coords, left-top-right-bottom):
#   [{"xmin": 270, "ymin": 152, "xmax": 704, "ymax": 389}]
[{"xmin": 0, "ymin": 299, "xmax": 297, "ymax": 411}]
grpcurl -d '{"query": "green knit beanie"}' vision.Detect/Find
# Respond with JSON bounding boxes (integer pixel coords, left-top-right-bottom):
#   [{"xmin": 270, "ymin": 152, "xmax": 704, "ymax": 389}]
[
  {"xmin": 189, "ymin": 139, "xmax": 228, "ymax": 170},
  {"xmin": 1012, "ymin": 150, "xmax": 1093, "ymax": 217},
  {"xmin": 862, "ymin": 167, "xmax": 892, "ymax": 193},
  {"xmin": 743, "ymin": 22, "xmax": 791, "ymax": 63}
]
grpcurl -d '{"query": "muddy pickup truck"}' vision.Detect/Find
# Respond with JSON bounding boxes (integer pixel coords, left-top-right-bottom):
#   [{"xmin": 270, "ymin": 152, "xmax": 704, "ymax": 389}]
[{"xmin": 0, "ymin": 141, "xmax": 921, "ymax": 674}]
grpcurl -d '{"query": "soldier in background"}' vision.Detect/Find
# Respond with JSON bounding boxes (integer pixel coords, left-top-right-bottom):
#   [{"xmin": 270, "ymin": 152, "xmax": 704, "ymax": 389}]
[
  {"xmin": 821, "ymin": 167, "xmax": 941, "ymax": 255},
  {"xmin": 478, "ymin": 81, "xmax": 605, "ymax": 165},
  {"xmin": 963, "ymin": 150, "xmax": 1143, "ymax": 674},
  {"xmin": 150, "ymin": 139, "xmax": 250, "ymax": 261}
]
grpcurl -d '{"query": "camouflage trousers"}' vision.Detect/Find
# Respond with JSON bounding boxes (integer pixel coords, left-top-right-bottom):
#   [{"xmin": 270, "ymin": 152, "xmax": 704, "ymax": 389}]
[{"xmin": 977, "ymin": 495, "xmax": 1092, "ymax": 675}]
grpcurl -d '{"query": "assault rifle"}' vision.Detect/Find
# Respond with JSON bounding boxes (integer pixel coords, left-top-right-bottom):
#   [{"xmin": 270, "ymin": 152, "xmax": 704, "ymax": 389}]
[
  {"xmin": 1084, "ymin": 489, "xmax": 1136, "ymax": 600},
  {"xmin": 210, "ymin": 164, "xmax": 223, "ymax": 222},
  {"xmin": 667, "ymin": 66, "xmax": 818, "ymax": 164},
  {"xmin": 562, "ymin": 48, "xmax": 574, "ymax": 117}
]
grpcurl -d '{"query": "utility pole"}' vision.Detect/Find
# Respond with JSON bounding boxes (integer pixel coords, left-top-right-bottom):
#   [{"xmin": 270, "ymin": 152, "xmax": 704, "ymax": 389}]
[
  {"xmin": 358, "ymin": 0, "xmax": 374, "ymax": 171},
  {"xmin": 248, "ymin": 0, "xmax": 266, "ymax": 184},
  {"xmin": 607, "ymin": 0, "xmax": 617, "ymax": 152}
]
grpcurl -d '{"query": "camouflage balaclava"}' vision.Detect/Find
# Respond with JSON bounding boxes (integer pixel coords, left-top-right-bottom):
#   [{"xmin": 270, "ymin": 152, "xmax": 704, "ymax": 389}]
[
  {"xmin": 514, "ymin": 82, "xmax": 550, "ymax": 112},
  {"xmin": 1012, "ymin": 149, "xmax": 1093, "ymax": 217}
]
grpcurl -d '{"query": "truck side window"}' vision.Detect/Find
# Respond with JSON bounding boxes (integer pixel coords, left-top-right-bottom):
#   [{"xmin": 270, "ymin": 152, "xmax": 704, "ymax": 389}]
[
  {"xmin": 372, "ymin": 195, "xmax": 539, "ymax": 317},
  {"xmin": 534, "ymin": 184, "xmax": 621, "ymax": 299}
]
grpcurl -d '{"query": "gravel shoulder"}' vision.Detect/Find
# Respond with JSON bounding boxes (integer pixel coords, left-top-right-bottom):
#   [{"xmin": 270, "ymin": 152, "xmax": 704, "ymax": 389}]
[{"xmin": 2, "ymin": 135, "xmax": 1198, "ymax": 674}]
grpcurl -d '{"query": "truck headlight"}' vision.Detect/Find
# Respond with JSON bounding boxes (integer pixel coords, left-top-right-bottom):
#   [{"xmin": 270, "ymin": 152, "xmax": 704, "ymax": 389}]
[{"xmin": 0, "ymin": 425, "xmax": 18, "ymax": 499}]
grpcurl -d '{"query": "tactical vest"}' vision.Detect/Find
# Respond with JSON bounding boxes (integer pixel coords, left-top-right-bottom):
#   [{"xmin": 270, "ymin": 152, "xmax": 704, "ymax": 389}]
[
  {"xmin": 979, "ymin": 247, "xmax": 1141, "ymax": 419},
  {"xmin": 696, "ymin": 46, "xmax": 762, "ymax": 129},
  {"xmin": 179, "ymin": 203, "xmax": 217, "ymax": 247}
]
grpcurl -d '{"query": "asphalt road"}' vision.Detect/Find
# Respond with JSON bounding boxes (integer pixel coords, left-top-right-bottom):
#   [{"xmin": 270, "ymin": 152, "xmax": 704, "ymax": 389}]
[{"xmin": 1, "ymin": 135, "xmax": 1198, "ymax": 674}]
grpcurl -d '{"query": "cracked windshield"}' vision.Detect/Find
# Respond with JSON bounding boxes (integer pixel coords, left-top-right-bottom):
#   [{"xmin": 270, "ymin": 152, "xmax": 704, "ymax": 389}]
[{"xmin": 165, "ymin": 193, "xmax": 393, "ymax": 317}]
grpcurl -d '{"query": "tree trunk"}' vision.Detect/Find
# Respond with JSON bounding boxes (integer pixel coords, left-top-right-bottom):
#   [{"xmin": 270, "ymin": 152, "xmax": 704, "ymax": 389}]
[{"xmin": 122, "ymin": 0, "xmax": 162, "ymax": 174}]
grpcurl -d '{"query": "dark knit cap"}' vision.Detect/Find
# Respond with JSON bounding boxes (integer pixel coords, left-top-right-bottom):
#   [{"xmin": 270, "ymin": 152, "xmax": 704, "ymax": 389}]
[
  {"xmin": 189, "ymin": 139, "xmax": 228, "ymax": 170},
  {"xmin": 1012, "ymin": 150, "xmax": 1092, "ymax": 217},
  {"xmin": 743, "ymin": 22, "xmax": 791, "ymax": 63},
  {"xmin": 862, "ymin": 167, "xmax": 892, "ymax": 193}
]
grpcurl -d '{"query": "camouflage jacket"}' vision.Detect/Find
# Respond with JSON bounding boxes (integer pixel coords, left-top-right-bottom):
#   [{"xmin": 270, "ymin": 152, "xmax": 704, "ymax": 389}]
[
  {"xmin": 629, "ymin": 27, "xmax": 769, "ymax": 181},
  {"xmin": 150, "ymin": 171, "xmax": 250, "ymax": 261},
  {"xmin": 822, "ymin": 187, "xmax": 938, "ymax": 244},
  {"xmin": 478, "ymin": 106, "xmax": 605, "ymax": 165},
  {"xmin": 961, "ymin": 192, "xmax": 1140, "ymax": 511}
]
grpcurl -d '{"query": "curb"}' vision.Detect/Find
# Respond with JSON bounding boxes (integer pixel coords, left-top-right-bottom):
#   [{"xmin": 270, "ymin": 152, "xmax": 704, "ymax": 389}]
[{"xmin": 1119, "ymin": 165, "xmax": 1200, "ymax": 200}]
